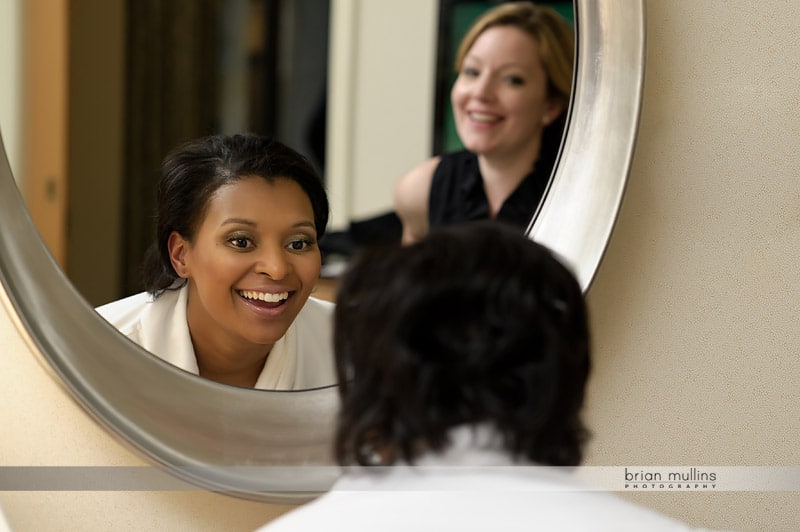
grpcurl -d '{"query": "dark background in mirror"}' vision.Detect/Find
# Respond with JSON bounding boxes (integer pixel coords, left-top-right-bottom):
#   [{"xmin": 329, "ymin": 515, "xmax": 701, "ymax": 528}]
[
  {"xmin": 67, "ymin": 0, "xmax": 329, "ymax": 306},
  {"xmin": 119, "ymin": 0, "xmax": 329, "ymax": 301}
]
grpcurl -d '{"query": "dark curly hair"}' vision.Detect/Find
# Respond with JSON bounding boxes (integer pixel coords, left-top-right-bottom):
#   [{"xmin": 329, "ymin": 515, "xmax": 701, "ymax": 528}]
[
  {"xmin": 141, "ymin": 133, "xmax": 329, "ymax": 296},
  {"xmin": 333, "ymin": 221, "xmax": 590, "ymax": 467}
]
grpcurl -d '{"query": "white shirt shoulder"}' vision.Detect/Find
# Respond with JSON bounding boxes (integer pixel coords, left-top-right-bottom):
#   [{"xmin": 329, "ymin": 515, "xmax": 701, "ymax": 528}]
[
  {"xmin": 95, "ymin": 290, "xmax": 155, "ymax": 343},
  {"xmin": 258, "ymin": 427, "xmax": 706, "ymax": 532},
  {"xmin": 96, "ymin": 288, "xmax": 336, "ymax": 390}
]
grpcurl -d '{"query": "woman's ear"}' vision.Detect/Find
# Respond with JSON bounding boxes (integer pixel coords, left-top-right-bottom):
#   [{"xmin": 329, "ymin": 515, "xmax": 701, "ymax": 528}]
[
  {"xmin": 542, "ymin": 99, "xmax": 566, "ymax": 126},
  {"xmin": 167, "ymin": 231, "xmax": 190, "ymax": 278}
]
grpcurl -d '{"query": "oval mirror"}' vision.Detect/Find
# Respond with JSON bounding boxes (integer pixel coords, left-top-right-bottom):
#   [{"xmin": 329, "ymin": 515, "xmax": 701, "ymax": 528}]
[{"xmin": 0, "ymin": 0, "xmax": 644, "ymax": 502}]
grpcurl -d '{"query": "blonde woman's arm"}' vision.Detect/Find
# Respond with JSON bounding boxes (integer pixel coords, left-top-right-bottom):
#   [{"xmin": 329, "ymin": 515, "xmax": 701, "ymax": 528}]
[{"xmin": 393, "ymin": 157, "xmax": 440, "ymax": 245}]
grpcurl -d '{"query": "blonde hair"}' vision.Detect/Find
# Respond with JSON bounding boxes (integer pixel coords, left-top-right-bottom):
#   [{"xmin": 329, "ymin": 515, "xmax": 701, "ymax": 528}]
[{"xmin": 454, "ymin": 2, "xmax": 575, "ymax": 108}]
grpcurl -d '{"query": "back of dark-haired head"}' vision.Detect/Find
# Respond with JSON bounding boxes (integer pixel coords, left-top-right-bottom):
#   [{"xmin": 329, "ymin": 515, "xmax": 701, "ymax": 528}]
[
  {"xmin": 333, "ymin": 221, "xmax": 590, "ymax": 467},
  {"xmin": 140, "ymin": 133, "xmax": 329, "ymax": 295}
]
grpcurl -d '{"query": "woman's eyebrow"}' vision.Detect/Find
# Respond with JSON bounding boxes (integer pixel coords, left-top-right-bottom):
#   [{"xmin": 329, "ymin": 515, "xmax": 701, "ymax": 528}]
[
  {"xmin": 221, "ymin": 217, "xmax": 257, "ymax": 227},
  {"xmin": 220, "ymin": 219, "xmax": 316, "ymax": 231},
  {"xmin": 292, "ymin": 221, "xmax": 316, "ymax": 230},
  {"xmin": 464, "ymin": 59, "xmax": 534, "ymax": 74}
]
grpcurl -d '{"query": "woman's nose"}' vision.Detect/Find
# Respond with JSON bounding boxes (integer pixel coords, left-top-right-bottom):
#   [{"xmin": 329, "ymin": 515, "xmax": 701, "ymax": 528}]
[
  {"xmin": 472, "ymin": 74, "xmax": 495, "ymax": 100},
  {"xmin": 255, "ymin": 246, "xmax": 291, "ymax": 280}
]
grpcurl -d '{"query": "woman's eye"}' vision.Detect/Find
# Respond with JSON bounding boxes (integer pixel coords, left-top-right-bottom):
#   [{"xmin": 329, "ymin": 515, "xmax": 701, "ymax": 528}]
[
  {"xmin": 228, "ymin": 236, "xmax": 253, "ymax": 249},
  {"xmin": 506, "ymin": 75, "xmax": 525, "ymax": 86},
  {"xmin": 462, "ymin": 66, "xmax": 479, "ymax": 78},
  {"xmin": 287, "ymin": 239, "xmax": 314, "ymax": 252}
]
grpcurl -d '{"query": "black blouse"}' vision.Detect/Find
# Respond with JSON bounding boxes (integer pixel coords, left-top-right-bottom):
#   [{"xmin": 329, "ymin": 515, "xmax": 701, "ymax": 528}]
[{"xmin": 428, "ymin": 150, "xmax": 553, "ymax": 232}]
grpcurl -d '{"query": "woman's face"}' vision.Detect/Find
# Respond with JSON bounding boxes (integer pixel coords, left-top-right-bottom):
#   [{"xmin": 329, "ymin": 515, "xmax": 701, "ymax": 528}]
[
  {"xmin": 451, "ymin": 25, "xmax": 561, "ymax": 161},
  {"xmin": 169, "ymin": 176, "xmax": 321, "ymax": 358}
]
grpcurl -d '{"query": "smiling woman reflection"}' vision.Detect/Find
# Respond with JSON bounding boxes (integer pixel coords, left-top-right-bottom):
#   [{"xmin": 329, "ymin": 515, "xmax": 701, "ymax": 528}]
[
  {"xmin": 96, "ymin": 134, "xmax": 335, "ymax": 390},
  {"xmin": 394, "ymin": 2, "xmax": 574, "ymax": 244}
]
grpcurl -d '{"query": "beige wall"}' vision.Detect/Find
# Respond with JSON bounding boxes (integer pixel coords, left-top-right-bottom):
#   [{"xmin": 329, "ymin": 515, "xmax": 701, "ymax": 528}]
[
  {"xmin": 582, "ymin": 1, "xmax": 800, "ymax": 530},
  {"xmin": 1, "ymin": 0, "xmax": 799, "ymax": 531}
]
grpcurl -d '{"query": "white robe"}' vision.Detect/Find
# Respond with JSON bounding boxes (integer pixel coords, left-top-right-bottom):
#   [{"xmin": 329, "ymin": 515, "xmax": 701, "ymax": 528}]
[
  {"xmin": 95, "ymin": 285, "xmax": 336, "ymax": 390},
  {"xmin": 258, "ymin": 426, "xmax": 706, "ymax": 531}
]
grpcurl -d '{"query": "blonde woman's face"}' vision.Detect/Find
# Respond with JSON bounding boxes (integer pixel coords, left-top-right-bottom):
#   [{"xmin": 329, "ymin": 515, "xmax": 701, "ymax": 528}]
[{"xmin": 451, "ymin": 26, "xmax": 562, "ymax": 161}]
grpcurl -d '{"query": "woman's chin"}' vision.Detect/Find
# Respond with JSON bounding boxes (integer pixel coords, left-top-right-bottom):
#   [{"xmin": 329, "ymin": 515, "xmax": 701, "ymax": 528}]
[{"xmin": 460, "ymin": 139, "xmax": 491, "ymax": 154}]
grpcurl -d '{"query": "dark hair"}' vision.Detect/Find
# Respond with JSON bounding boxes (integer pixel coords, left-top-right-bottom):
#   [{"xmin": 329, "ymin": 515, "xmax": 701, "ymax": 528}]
[
  {"xmin": 334, "ymin": 221, "xmax": 590, "ymax": 467},
  {"xmin": 141, "ymin": 133, "xmax": 329, "ymax": 295}
]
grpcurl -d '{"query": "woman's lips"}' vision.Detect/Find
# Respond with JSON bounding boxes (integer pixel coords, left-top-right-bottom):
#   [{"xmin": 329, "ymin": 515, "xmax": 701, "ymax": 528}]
[
  {"xmin": 237, "ymin": 290, "xmax": 293, "ymax": 311},
  {"xmin": 468, "ymin": 111, "xmax": 501, "ymax": 123},
  {"xmin": 238, "ymin": 289, "xmax": 289, "ymax": 303}
]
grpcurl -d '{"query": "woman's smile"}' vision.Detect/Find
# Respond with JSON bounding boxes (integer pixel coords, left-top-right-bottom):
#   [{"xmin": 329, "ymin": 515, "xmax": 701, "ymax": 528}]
[
  {"xmin": 467, "ymin": 111, "xmax": 503, "ymax": 124},
  {"xmin": 236, "ymin": 289, "xmax": 293, "ymax": 314},
  {"xmin": 238, "ymin": 289, "xmax": 291, "ymax": 304}
]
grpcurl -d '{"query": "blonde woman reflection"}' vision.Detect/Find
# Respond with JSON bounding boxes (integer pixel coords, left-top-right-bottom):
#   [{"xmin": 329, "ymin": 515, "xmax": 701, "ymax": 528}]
[
  {"xmin": 96, "ymin": 134, "xmax": 335, "ymax": 390},
  {"xmin": 394, "ymin": 1, "xmax": 574, "ymax": 244}
]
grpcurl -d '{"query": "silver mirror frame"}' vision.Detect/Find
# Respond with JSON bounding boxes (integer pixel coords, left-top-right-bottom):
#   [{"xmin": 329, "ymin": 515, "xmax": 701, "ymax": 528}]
[
  {"xmin": 0, "ymin": 0, "xmax": 644, "ymax": 503},
  {"xmin": 528, "ymin": 1, "xmax": 646, "ymax": 290}
]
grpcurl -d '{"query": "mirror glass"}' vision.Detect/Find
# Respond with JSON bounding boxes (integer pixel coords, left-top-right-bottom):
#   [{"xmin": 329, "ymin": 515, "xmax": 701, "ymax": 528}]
[
  {"xmin": 24, "ymin": 0, "xmax": 576, "ymax": 308},
  {"xmin": 0, "ymin": 0, "xmax": 645, "ymax": 501},
  {"xmin": 20, "ymin": 0, "xmax": 576, "ymax": 392}
]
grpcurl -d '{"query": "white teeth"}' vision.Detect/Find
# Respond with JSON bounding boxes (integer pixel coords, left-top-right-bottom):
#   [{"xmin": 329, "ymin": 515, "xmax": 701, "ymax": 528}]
[
  {"xmin": 239, "ymin": 290, "xmax": 289, "ymax": 303},
  {"xmin": 469, "ymin": 112, "xmax": 499, "ymax": 123}
]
